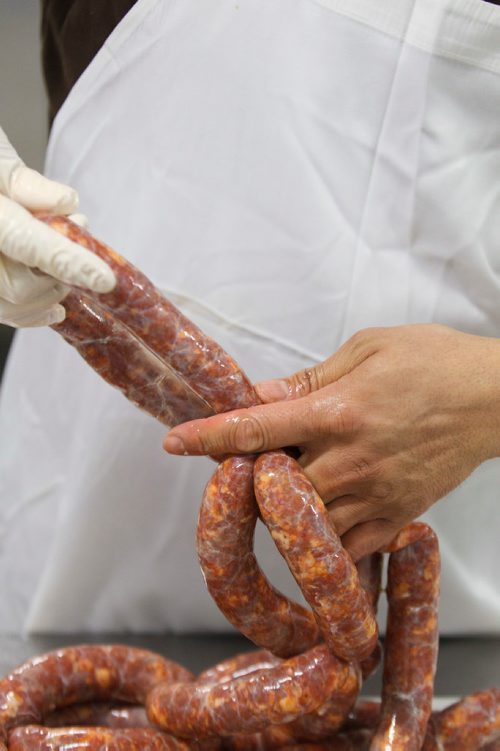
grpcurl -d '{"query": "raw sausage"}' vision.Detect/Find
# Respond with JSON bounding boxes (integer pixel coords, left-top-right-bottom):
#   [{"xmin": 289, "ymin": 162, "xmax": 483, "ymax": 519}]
[
  {"xmin": 8, "ymin": 725, "xmax": 188, "ymax": 751},
  {"xmin": 199, "ymin": 651, "xmax": 360, "ymax": 747},
  {"xmin": 197, "ymin": 650, "xmax": 281, "ymax": 685},
  {"xmin": 146, "ymin": 644, "xmax": 355, "ymax": 738},
  {"xmin": 254, "ymin": 451, "xmax": 378, "ymax": 663},
  {"xmin": 356, "ymin": 554, "xmax": 383, "ymax": 680},
  {"xmin": 343, "ymin": 700, "xmax": 380, "ymax": 731},
  {"xmin": 370, "ymin": 523, "xmax": 439, "ymax": 750},
  {"xmin": 38, "ymin": 214, "xmax": 258, "ymax": 416},
  {"xmin": 44, "ymin": 703, "xmax": 150, "ymax": 729},
  {"xmin": 423, "ymin": 689, "xmax": 500, "ymax": 750},
  {"xmin": 0, "ymin": 645, "xmax": 193, "ymax": 749},
  {"xmin": 197, "ymin": 455, "xmax": 320, "ymax": 657},
  {"xmin": 58, "ymin": 291, "xmax": 214, "ymax": 425}
]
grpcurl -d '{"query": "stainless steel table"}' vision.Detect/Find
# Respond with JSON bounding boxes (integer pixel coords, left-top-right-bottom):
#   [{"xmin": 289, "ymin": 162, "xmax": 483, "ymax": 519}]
[{"xmin": 0, "ymin": 634, "xmax": 498, "ymax": 697}]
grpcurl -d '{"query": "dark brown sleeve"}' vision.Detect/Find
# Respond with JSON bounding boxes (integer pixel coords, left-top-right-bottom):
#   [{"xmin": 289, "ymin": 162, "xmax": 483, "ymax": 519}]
[{"xmin": 41, "ymin": 0, "xmax": 138, "ymax": 123}]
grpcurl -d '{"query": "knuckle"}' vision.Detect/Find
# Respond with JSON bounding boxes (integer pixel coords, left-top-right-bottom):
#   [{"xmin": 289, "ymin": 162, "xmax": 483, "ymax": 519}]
[
  {"xmin": 347, "ymin": 327, "xmax": 386, "ymax": 355},
  {"xmin": 352, "ymin": 457, "xmax": 372, "ymax": 481},
  {"xmin": 231, "ymin": 414, "xmax": 268, "ymax": 453},
  {"xmin": 342, "ymin": 455, "xmax": 381, "ymax": 486},
  {"xmin": 289, "ymin": 366, "xmax": 323, "ymax": 397},
  {"xmin": 50, "ymin": 247, "xmax": 74, "ymax": 281},
  {"xmin": 369, "ymin": 480, "xmax": 393, "ymax": 502}
]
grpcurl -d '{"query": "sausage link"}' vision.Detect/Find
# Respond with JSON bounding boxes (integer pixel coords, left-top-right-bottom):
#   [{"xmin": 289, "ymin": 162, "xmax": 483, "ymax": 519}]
[
  {"xmin": 223, "ymin": 730, "xmax": 372, "ymax": 751},
  {"xmin": 197, "ymin": 456, "xmax": 320, "ymax": 657},
  {"xmin": 295, "ymin": 661, "xmax": 361, "ymax": 737},
  {"xmin": 370, "ymin": 523, "xmax": 439, "ymax": 751},
  {"xmin": 422, "ymin": 689, "xmax": 500, "ymax": 750},
  {"xmin": 58, "ymin": 292, "xmax": 213, "ymax": 426},
  {"xmin": 8, "ymin": 725, "xmax": 188, "ymax": 750},
  {"xmin": 359, "ymin": 644, "xmax": 381, "ymax": 683},
  {"xmin": 253, "ymin": 451, "xmax": 378, "ymax": 663},
  {"xmin": 356, "ymin": 554, "xmax": 383, "ymax": 681},
  {"xmin": 342, "ymin": 700, "xmax": 380, "ymax": 731},
  {"xmin": 264, "ymin": 661, "xmax": 361, "ymax": 746},
  {"xmin": 200, "ymin": 653, "xmax": 360, "ymax": 747},
  {"xmin": 39, "ymin": 214, "xmax": 258, "ymax": 415},
  {"xmin": 262, "ymin": 731, "xmax": 373, "ymax": 751},
  {"xmin": 221, "ymin": 662, "xmax": 360, "ymax": 749},
  {"xmin": 197, "ymin": 651, "xmax": 281, "ymax": 685},
  {"xmin": 356, "ymin": 554, "xmax": 383, "ymax": 620},
  {"xmin": 146, "ymin": 644, "xmax": 353, "ymax": 738},
  {"xmin": 223, "ymin": 726, "xmax": 301, "ymax": 750},
  {"xmin": 44, "ymin": 703, "xmax": 150, "ymax": 729},
  {"xmin": 0, "ymin": 645, "xmax": 193, "ymax": 746}
]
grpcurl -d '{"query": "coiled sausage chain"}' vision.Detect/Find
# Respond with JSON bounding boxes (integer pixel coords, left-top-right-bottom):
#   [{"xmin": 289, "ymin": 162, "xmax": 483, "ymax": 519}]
[{"xmin": 0, "ymin": 216, "xmax": 493, "ymax": 749}]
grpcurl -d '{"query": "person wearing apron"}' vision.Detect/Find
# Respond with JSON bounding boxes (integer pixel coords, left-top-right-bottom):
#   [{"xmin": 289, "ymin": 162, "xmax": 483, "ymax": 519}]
[{"xmin": 0, "ymin": 0, "xmax": 499, "ymax": 635}]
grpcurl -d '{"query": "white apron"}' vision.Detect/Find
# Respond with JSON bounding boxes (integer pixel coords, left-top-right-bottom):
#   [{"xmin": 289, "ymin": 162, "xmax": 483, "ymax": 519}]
[{"xmin": 0, "ymin": 0, "xmax": 499, "ymax": 634}]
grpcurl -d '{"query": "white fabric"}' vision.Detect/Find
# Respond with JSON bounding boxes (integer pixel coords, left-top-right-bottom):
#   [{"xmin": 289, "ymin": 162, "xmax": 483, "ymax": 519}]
[{"xmin": 0, "ymin": 0, "xmax": 499, "ymax": 634}]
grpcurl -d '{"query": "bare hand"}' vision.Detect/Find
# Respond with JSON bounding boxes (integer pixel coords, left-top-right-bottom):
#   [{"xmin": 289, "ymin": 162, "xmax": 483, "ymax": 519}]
[{"xmin": 164, "ymin": 325, "xmax": 500, "ymax": 559}]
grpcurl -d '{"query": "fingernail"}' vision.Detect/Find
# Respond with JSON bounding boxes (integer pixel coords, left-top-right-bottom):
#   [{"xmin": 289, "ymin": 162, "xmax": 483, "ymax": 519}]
[
  {"xmin": 255, "ymin": 379, "xmax": 290, "ymax": 403},
  {"xmin": 164, "ymin": 435, "xmax": 186, "ymax": 455}
]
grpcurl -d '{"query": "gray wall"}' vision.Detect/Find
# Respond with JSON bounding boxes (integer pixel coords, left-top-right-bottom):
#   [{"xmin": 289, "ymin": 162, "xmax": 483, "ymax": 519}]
[
  {"xmin": 0, "ymin": 0, "xmax": 48, "ymax": 378},
  {"xmin": 0, "ymin": 1, "xmax": 47, "ymax": 168}
]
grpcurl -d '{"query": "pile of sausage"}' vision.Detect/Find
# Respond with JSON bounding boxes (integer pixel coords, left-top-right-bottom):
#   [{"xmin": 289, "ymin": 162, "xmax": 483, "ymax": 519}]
[{"xmin": 0, "ymin": 216, "xmax": 497, "ymax": 750}]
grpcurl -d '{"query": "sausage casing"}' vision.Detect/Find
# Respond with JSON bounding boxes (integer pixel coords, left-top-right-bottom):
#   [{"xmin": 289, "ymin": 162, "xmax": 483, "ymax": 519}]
[
  {"xmin": 39, "ymin": 214, "xmax": 258, "ymax": 418},
  {"xmin": 8, "ymin": 725, "xmax": 189, "ymax": 750},
  {"xmin": 0, "ymin": 645, "xmax": 192, "ymax": 746},
  {"xmin": 254, "ymin": 451, "xmax": 378, "ymax": 663},
  {"xmin": 371, "ymin": 523, "xmax": 439, "ymax": 751},
  {"xmin": 423, "ymin": 689, "xmax": 500, "ymax": 750},
  {"xmin": 147, "ymin": 644, "xmax": 354, "ymax": 738},
  {"xmin": 197, "ymin": 456, "xmax": 320, "ymax": 657}
]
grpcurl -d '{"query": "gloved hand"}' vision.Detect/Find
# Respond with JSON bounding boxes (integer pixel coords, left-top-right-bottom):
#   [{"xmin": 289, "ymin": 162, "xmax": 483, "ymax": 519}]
[{"xmin": 0, "ymin": 127, "xmax": 115, "ymax": 327}]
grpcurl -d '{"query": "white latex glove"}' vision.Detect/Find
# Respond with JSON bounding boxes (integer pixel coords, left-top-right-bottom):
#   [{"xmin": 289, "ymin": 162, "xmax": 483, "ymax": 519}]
[{"xmin": 0, "ymin": 127, "xmax": 115, "ymax": 327}]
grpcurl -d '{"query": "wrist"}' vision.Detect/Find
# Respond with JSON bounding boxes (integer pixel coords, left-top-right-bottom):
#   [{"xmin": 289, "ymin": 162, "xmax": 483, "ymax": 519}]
[{"xmin": 471, "ymin": 334, "xmax": 500, "ymax": 461}]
